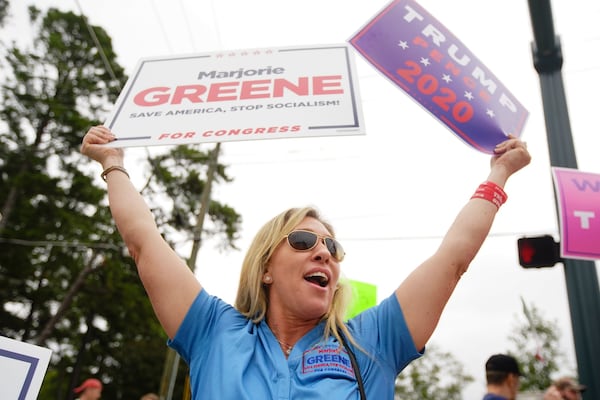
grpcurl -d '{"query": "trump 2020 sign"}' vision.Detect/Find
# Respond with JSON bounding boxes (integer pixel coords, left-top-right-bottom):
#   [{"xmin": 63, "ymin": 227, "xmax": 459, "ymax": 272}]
[
  {"xmin": 552, "ymin": 167, "xmax": 600, "ymax": 260},
  {"xmin": 349, "ymin": 0, "xmax": 528, "ymax": 154}
]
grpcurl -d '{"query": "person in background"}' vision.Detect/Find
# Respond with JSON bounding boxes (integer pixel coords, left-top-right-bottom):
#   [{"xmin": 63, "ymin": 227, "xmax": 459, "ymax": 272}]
[
  {"xmin": 81, "ymin": 126, "xmax": 531, "ymax": 399},
  {"xmin": 73, "ymin": 378, "xmax": 103, "ymax": 400},
  {"xmin": 482, "ymin": 354, "xmax": 522, "ymax": 400},
  {"xmin": 543, "ymin": 376, "xmax": 587, "ymax": 400},
  {"xmin": 140, "ymin": 393, "xmax": 159, "ymax": 400}
]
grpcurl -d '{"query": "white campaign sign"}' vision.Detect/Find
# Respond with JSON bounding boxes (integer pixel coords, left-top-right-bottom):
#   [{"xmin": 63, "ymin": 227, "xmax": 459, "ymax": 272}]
[
  {"xmin": 105, "ymin": 44, "xmax": 365, "ymax": 147},
  {"xmin": 0, "ymin": 336, "xmax": 52, "ymax": 400}
]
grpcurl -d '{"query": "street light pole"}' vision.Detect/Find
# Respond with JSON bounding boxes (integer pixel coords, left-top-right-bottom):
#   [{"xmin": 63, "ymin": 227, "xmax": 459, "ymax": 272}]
[
  {"xmin": 158, "ymin": 142, "xmax": 222, "ymax": 400},
  {"xmin": 527, "ymin": 1, "xmax": 600, "ymax": 398}
]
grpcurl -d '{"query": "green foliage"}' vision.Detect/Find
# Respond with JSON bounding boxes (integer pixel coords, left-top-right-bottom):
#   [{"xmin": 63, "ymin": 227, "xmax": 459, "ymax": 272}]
[
  {"xmin": 1, "ymin": 5, "xmax": 242, "ymax": 400},
  {"xmin": 394, "ymin": 344, "xmax": 474, "ymax": 400},
  {"xmin": 0, "ymin": 6, "xmax": 167, "ymax": 400},
  {"xmin": 509, "ymin": 298, "xmax": 568, "ymax": 391},
  {"xmin": 0, "ymin": 0, "xmax": 8, "ymax": 27},
  {"xmin": 144, "ymin": 144, "xmax": 242, "ymax": 254}
]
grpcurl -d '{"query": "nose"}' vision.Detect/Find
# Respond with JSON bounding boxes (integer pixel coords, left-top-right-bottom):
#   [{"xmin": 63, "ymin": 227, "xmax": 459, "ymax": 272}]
[{"xmin": 312, "ymin": 238, "xmax": 331, "ymax": 261}]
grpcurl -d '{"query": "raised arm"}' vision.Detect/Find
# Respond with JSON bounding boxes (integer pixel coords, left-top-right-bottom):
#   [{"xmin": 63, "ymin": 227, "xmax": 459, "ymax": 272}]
[
  {"xmin": 396, "ymin": 136, "xmax": 531, "ymax": 350},
  {"xmin": 81, "ymin": 126, "xmax": 201, "ymax": 339}
]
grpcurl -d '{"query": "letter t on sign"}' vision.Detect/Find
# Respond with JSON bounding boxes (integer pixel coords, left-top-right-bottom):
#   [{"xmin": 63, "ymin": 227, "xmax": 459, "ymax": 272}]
[{"xmin": 573, "ymin": 211, "xmax": 595, "ymax": 229}]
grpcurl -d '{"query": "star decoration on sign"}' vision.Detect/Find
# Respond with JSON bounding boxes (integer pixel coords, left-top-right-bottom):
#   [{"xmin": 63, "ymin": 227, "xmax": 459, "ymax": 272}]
[
  {"xmin": 486, "ymin": 109, "xmax": 496, "ymax": 118},
  {"xmin": 419, "ymin": 57, "xmax": 430, "ymax": 66},
  {"xmin": 464, "ymin": 91, "xmax": 474, "ymax": 101},
  {"xmin": 398, "ymin": 40, "xmax": 409, "ymax": 49},
  {"xmin": 442, "ymin": 74, "xmax": 452, "ymax": 83}
]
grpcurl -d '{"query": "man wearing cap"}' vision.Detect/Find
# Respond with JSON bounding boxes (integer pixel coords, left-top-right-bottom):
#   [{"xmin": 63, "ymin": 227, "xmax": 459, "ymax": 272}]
[
  {"xmin": 543, "ymin": 376, "xmax": 586, "ymax": 400},
  {"xmin": 73, "ymin": 378, "xmax": 103, "ymax": 400},
  {"xmin": 482, "ymin": 354, "xmax": 522, "ymax": 400}
]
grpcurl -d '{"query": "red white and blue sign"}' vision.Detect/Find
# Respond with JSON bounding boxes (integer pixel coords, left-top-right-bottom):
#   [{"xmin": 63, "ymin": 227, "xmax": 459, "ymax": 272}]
[
  {"xmin": 104, "ymin": 45, "xmax": 364, "ymax": 148},
  {"xmin": 552, "ymin": 167, "xmax": 600, "ymax": 260},
  {"xmin": 348, "ymin": 0, "xmax": 529, "ymax": 154}
]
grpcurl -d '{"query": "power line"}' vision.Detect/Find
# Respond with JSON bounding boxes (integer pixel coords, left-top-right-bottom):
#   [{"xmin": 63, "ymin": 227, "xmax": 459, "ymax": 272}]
[
  {"xmin": 73, "ymin": 0, "xmax": 118, "ymax": 82},
  {"xmin": 0, "ymin": 237, "xmax": 122, "ymax": 251},
  {"xmin": 1, "ymin": 229, "xmax": 558, "ymax": 251},
  {"xmin": 209, "ymin": 0, "xmax": 223, "ymax": 49},
  {"xmin": 177, "ymin": 0, "xmax": 199, "ymax": 52},
  {"xmin": 150, "ymin": 0, "xmax": 173, "ymax": 53},
  {"xmin": 340, "ymin": 230, "xmax": 559, "ymax": 242}
]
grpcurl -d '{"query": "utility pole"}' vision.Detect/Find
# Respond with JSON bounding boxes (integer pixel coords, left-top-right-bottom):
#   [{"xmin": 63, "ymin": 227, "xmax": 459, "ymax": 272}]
[
  {"xmin": 158, "ymin": 142, "xmax": 222, "ymax": 400},
  {"xmin": 527, "ymin": 1, "xmax": 600, "ymax": 398}
]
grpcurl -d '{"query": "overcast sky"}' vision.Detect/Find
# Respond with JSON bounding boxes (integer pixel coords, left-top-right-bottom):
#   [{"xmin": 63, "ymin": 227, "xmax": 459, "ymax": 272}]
[{"xmin": 5, "ymin": 0, "xmax": 600, "ymax": 398}]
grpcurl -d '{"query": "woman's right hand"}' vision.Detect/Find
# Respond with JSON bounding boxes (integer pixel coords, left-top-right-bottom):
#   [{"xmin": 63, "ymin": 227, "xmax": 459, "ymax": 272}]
[{"xmin": 80, "ymin": 125, "xmax": 124, "ymax": 168}]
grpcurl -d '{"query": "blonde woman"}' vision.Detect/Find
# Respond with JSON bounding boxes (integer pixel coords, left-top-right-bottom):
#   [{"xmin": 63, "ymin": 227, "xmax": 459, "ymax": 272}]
[{"xmin": 81, "ymin": 126, "xmax": 530, "ymax": 399}]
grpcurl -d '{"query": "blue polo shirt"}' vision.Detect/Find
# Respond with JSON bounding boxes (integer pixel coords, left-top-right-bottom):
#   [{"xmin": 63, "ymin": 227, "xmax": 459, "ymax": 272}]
[
  {"xmin": 483, "ymin": 395, "xmax": 509, "ymax": 400},
  {"xmin": 169, "ymin": 289, "xmax": 422, "ymax": 399}
]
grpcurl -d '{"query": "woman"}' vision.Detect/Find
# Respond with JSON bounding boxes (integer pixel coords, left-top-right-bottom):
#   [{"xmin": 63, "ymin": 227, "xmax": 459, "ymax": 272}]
[{"xmin": 81, "ymin": 125, "xmax": 531, "ymax": 399}]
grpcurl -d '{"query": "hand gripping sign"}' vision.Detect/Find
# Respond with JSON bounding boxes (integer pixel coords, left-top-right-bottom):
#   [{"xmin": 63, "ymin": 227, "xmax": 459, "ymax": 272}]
[
  {"xmin": 104, "ymin": 45, "xmax": 365, "ymax": 148},
  {"xmin": 349, "ymin": 0, "xmax": 529, "ymax": 154}
]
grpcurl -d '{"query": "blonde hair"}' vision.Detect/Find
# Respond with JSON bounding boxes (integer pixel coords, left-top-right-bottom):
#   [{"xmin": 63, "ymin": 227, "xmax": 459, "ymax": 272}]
[{"xmin": 234, "ymin": 207, "xmax": 358, "ymax": 348}]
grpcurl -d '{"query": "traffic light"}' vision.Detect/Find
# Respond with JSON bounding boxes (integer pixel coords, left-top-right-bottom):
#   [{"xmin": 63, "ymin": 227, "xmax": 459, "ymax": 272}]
[{"xmin": 517, "ymin": 235, "xmax": 561, "ymax": 268}]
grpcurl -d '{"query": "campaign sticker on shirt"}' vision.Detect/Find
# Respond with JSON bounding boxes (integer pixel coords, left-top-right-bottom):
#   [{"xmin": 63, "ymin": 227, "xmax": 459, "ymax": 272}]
[{"xmin": 301, "ymin": 343, "xmax": 355, "ymax": 378}]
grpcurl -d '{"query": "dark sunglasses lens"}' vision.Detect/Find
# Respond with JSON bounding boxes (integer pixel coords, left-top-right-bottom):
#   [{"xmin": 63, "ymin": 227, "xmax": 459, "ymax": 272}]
[
  {"xmin": 288, "ymin": 231, "xmax": 318, "ymax": 250},
  {"xmin": 325, "ymin": 238, "xmax": 345, "ymax": 261}
]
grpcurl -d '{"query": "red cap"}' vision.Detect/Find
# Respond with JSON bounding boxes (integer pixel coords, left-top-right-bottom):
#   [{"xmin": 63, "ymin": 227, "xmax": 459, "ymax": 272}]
[{"xmin": 73, "ymin": 378, "xmax": 103, "ymax": 393}]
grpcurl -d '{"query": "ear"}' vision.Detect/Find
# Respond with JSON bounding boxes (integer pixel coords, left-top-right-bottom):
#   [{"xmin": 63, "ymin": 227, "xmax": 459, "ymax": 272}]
[{"xmin": 510, "ymin": 373, "xmax": 520, "ymax": 388}]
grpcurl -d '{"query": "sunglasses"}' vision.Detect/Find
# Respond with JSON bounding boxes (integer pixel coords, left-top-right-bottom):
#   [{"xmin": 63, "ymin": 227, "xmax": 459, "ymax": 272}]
[{"xmin": 284, "ymin": 230, "xmax": 345, "ymax": 262}]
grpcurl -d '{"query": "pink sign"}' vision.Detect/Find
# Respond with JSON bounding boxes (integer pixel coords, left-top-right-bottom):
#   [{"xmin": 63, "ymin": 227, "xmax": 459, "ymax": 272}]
[{"xmin": 552, "ymin": 167, "xmax": 600, "ymax": 260}]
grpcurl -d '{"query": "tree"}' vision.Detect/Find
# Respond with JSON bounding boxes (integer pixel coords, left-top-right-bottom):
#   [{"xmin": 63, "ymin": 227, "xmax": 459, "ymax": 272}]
[
  {"xmin": 0, "ymin": 7, "xmax": 167, "ymax": 400},
  {"xmin": 0, "ymin": 5, "xmax": 125, "ymax": 233},
  {"xmin": 0, "ymin": 0, "xmax": 8, "ymax": 27},
  {"xmin": 394, "ymin": 344, "xmax": 474, "ymax": 400},
  {"xmin": 509, "ymin": 297, "xmax": 569, "ymax": 391},
  {"xmin": 0, "ymin": 6, "xmax": 242, "ymax": 399},
  {"xmin": 141, "ymin": 142, "xmax": 242, "ymax": 398},
  {"xmin": 143, "ymin": 144, "xmax": 241, "ymax": 255},
  {"xmin": 0, "ymin": 3, "xmax": 125, "ymax": 340}
]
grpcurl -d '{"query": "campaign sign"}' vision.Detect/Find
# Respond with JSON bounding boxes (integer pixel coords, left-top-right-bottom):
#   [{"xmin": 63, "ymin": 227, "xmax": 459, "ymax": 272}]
[
  {"xmin": 0, "ymin": 336, "xmax": 52, "ymax": 400},
  {"xmin": 346, "ymin": 279, "xmax": 377, "ymax": 320},
  {"xmin": 552, "ymin": 167, "xmax": 600, "ymax": 260},
  {"xmin": 348, "ymin": 0, "xmax": 529, "ymax": 154},
  {"xmin": 104, "ymin": 45, "xmax": 365, "ymax": 147}
]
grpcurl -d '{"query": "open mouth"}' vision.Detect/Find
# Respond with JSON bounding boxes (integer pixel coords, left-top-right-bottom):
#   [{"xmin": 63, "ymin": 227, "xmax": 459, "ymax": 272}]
[{"xmin": 304, "ymin": 272, "xmax": 329, "ymax": 288}]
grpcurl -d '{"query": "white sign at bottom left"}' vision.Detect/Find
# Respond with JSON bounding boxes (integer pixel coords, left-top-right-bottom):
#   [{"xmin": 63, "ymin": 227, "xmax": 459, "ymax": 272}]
[{"xmin": 0, "ymin": 335, "xmax": 52, "ymax": 400}]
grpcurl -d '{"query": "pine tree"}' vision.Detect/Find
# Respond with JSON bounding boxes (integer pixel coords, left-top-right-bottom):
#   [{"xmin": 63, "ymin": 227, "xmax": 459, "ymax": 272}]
[
  {"xmin": 509, "ymin": 297, "xmax": 570, "ymax": 391},
  {"xmin": 394, "ymin": 344, "xmax": 474, "ymax": 400}
]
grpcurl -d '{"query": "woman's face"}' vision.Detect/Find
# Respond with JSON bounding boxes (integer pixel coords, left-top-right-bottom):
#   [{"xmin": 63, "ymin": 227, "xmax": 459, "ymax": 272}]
[{"xmin": 264, "ymin": 216, "xmax": 342, "ymax": 322}]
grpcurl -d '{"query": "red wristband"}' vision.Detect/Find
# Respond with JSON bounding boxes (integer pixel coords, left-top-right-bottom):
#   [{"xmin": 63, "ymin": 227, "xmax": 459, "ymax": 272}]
[{"xmin": 470, "ymin": 181, "xmax": 507, "ymax": 209}]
